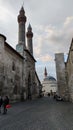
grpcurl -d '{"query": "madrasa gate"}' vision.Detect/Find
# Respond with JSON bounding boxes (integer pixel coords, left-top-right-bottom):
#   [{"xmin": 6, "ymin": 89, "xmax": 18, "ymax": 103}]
[{"xmin": 0, "ymin": 7, "xmax": 42, "ymax": 102}]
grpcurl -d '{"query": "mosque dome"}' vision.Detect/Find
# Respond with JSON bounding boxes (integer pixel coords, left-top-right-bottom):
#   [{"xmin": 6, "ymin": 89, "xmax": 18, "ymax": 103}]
[
  {"xmin": 44, "ymin": 76, "xmax": 56, "ymax": 81},
  {"xmin": 43, "ymin": 67, "xmax": 56, "ymax": 82},
  {"xmin": 42, "ymin": 67, "xmax": 57, "ymax": 96}
]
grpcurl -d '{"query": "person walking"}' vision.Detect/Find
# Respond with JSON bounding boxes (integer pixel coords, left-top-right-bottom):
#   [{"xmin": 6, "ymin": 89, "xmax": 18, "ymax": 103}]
[
  {"xmin": 3, "ymin": 96, "xmax": 9, "ymax": 114},
  {"xmin": 0, "ymin": 96, "xmax": 3, "ymax": 113}
]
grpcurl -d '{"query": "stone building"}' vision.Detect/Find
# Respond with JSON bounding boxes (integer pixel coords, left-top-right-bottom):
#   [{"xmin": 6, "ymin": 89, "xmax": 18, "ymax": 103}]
[
  {"xmin": 42, "ymin": 67, "xmax": 57, "ymax": 96},
  {"xmin": 65, "ymin": 39, "xmax": 73, "ymax": 101},
  {"xmin": 55, "ymin": 39, "xmax": 73, "ymax": 101},
  {"xmin": 0, "ymin": 6, "xmax": 42, "ymax": 102}
]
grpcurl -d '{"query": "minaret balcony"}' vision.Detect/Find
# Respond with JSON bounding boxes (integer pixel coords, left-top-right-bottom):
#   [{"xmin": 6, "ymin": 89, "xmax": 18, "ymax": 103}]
[{"xmin": 18, "ymin": 15, "xmax": 26, "ymax": 23}]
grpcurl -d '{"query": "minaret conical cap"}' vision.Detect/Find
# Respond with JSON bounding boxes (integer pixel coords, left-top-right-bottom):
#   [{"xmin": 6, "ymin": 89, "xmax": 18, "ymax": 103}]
[
  {"xmin": 26, "ymin": 23, "xmax": 33, "ymax": 37},
  {"xmin": 20, "ymin": 6, "xmax": 25, "ymax": 14},
  {"xmin": 28, "ymin": 23, "xmax": 32, "ymax": 31}
]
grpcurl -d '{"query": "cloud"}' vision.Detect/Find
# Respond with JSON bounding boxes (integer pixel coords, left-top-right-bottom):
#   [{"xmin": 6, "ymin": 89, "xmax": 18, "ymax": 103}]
[
  {"xmin": 37, "ymin": 54, "xmax": 53, "ymax": 62},
  {"xmin": 64, "ymin": 16, "xmax": 73, "ymax": 27},
  {"xmin": 34, "ymin": 16, "xmax": 73, "ymax": 62}
]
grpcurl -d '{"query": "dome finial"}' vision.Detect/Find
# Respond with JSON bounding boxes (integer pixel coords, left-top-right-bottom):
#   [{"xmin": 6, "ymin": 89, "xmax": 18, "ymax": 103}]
[{"xmin": 22, "ymin": 1, "xmax": 24, "ymax": 7}]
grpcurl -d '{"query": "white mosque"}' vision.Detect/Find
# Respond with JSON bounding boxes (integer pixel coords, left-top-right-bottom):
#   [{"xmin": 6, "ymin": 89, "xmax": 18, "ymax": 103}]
[{"xmin": 42, "ymin": 67, "xmax": 57, "ymax": 96}]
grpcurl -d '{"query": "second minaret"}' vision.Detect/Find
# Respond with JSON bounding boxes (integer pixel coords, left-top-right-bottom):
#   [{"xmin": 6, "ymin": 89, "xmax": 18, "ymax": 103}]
[{"xmin": 26, "ymin": 24, "xmax": 33, "ymax": 55}]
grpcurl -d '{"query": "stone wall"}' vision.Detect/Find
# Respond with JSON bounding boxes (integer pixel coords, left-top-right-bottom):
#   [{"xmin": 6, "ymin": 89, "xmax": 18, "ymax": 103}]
[
  {"xmin": 35, "ymin": 72, "xmax": 42, "ymax": 97},
  {"xmin": 0, "ymin": 35, "xmax": 24, "ymax": 102},
  {"xmin": 55, "ymin": 53, "xmax": 69, "ymax": 100},
  {"xmin": 23, "ymin": 50, "xmax": 36, "ymax": 99},
  {"xmin": 4, "ymin": 45, "xmax": 24, "ymax": 102},
  {"xmin": 0, "ymin": 35, "xmax": 6, "ymax": 96},
  {"xmin": 66, "ymin": 40, "xmax": 73, "ymax": 101}
]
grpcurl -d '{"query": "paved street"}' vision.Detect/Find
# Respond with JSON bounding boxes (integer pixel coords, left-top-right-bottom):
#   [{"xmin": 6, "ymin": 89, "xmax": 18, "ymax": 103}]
[{"xmin": 0, "ymin": 97, "xmax": 73, "ymax": 130}]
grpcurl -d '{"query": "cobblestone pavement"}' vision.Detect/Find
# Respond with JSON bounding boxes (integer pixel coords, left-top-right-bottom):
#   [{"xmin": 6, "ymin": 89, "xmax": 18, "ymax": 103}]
[{"xmin": 0, "ymin": 97, "xmax": 73, "ymax": 130}]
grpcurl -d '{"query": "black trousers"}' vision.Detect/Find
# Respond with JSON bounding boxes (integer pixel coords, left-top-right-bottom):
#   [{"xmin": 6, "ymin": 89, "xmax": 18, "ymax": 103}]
[{"xmin": 3, "ymin": 105, "xmax": 7, "ymax": 114}]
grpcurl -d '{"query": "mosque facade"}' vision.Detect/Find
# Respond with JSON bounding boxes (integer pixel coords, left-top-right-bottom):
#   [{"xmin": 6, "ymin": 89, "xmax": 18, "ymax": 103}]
[
  {"xmin": 0, "ymin": 7, "xmax": 42, "ymax": 102},
  {"xmin": 42, "ymin": 67, "xmax": 57, "ymax": 96}
]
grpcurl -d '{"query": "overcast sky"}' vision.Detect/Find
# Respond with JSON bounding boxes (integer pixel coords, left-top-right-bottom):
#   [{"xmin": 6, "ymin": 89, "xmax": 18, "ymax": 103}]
[{"xmin": 0, "ymin": 0, "xmax": 73, "ymax": 81}]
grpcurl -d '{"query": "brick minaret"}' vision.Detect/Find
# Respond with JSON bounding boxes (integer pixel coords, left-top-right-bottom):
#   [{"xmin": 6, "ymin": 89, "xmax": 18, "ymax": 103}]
[
  {"xmin": 26, "ymin": 24, "xmax": 33, "ymax": 55},
  {"xmin": 44, "ymin": 67, "xmax": 47, "ymax": 78},
  {"xmin": 16, "ymin": 6, "xmax": 27, "ymax": 55}
]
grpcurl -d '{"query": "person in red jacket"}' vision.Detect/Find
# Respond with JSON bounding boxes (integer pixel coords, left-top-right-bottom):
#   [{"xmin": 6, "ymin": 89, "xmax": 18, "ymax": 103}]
[{"xmin": 3, "ymin": 96, "xmax": 9, "ymax": 114}]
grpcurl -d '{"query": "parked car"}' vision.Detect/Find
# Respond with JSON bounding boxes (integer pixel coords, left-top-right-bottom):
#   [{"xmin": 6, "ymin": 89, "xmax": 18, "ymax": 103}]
[
  {"xmin": 56, "ymin": 96, "xmax": 63, "ymax": 101},
  {"xmin": 54, "ymin": 94, "xmax": 63, "ymax": 101}
]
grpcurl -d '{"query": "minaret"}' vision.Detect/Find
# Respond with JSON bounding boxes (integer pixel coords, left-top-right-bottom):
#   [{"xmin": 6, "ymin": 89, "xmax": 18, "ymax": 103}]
[
  {"xmin": 26, "ymin": 24, "xmax": 33, "ymax": 55},
  {"xmin": 16, "ymin": 6, "xmax": 27, "ymax": 56},
  {"xmin": 44, "ymin": 67, "xmax": 47, "ymax": 78}
]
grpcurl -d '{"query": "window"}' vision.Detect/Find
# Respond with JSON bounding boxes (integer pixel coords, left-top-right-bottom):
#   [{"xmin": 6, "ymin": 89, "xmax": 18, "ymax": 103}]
[{"xmin": 12, "ymin": 61, "xmax": 15, "ymax": 71}]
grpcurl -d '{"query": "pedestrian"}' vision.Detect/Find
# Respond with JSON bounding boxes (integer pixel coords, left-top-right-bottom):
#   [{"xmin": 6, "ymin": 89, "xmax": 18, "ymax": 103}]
[
  {"xmin": 3, "ymin": 96, "xmax": 9, "ymax": 114},
  {"xmin": 0, "ymin": 96, "xmax": 3, "ymax": 113}
]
